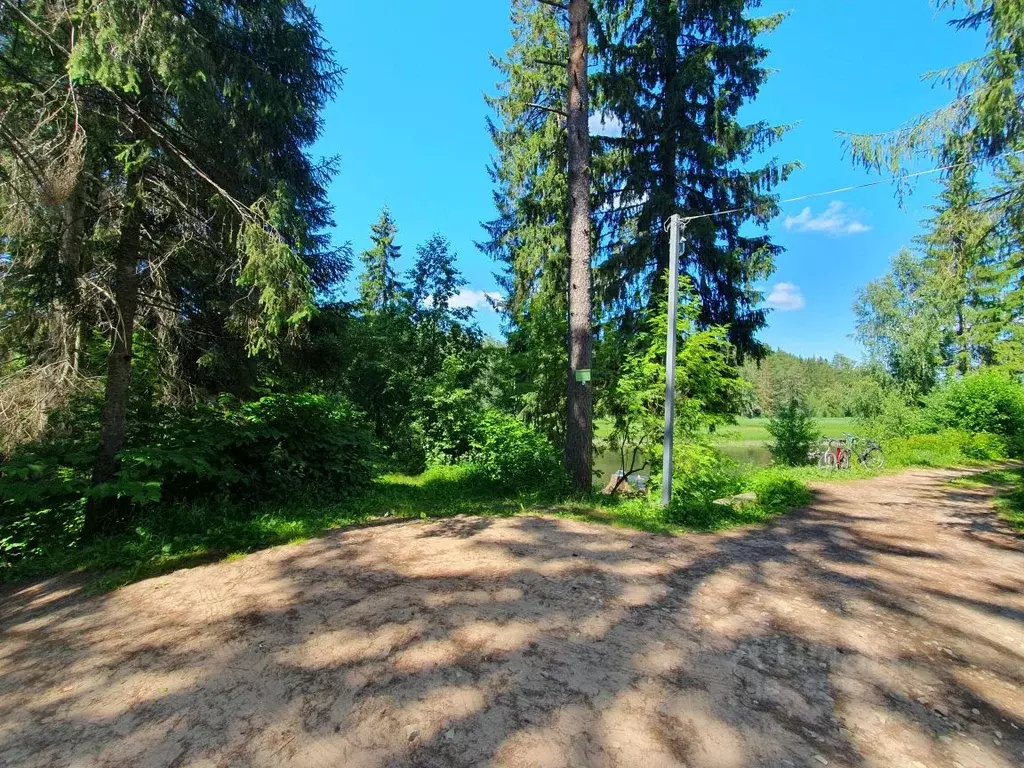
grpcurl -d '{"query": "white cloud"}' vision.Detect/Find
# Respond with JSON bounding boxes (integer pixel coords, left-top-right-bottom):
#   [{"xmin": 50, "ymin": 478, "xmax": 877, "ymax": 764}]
[
  {"xmin": 766, "ymin": 282, "xmax": 805, "ymax": 312},
  {"xmin": 589, "ymin": 112, "xmax": 623, "ymax": 137},
  {"xmin": 783, "ymin": 201, "xmax": 870, "ymax": 236},
  {"xmin": 449, "ymin": 289, "xmax": 501, "ymax": 311}
]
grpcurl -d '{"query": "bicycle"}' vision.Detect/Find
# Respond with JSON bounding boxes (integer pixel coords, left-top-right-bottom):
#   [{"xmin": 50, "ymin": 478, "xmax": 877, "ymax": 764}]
[
  {"xmin": 836, "ymin": 433, "xmax": 885, "ymax": 470},
  {"xmin": 809, "ymin": 436, "xmax": 839, "ymax": 469}
]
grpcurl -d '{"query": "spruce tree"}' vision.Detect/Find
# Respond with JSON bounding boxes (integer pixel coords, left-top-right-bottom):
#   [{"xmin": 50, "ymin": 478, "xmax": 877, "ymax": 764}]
[
  {"xmin": 0, "ymin": 1, "xmax": 342, "ymax": 534},
  {"xmin": 483, "ymin": 0, "xmax": 573, "ymax": 441},
  {"xmin": 410, "ymin": 234, "xmax": 466, "ymax": 318},
  {"xmin": 915, "ymin": 145, "xmax": 1000, "ymax": 375},
  {"xmin": 359, "ymin": 208, "xmax": 402, "ymax": 313},
  {"xmin": 594, "ymin": 0, "xmax": 794, "ymax": 357}
]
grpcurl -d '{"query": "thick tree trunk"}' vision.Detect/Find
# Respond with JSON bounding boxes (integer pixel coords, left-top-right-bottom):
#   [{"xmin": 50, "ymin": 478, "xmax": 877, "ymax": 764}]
[
  {"xmin": 565, "ymin": 0, "xmax": 593, "ymax": 492},
  {"xmin": 83, "ymin": 169, "xmax": 144, "ymax": 539}
]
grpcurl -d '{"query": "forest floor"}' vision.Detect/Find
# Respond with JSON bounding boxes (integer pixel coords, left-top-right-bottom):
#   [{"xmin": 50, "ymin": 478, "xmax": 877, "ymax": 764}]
[{"xmin": 1, "ymin": 468, "xmax": 1023, "ymax": 768}]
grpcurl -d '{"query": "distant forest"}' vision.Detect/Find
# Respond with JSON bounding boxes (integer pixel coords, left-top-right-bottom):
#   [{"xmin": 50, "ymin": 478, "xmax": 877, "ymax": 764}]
[{"xmin": 740, "ymin": 350, "xmax": 876, "ymax": 418}]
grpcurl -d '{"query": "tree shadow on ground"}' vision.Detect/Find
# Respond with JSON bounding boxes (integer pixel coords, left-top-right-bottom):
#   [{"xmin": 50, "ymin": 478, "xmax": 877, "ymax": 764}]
[{"xmin": 1, "ymin": 470, "xmax": 1023, "ymax": 767}]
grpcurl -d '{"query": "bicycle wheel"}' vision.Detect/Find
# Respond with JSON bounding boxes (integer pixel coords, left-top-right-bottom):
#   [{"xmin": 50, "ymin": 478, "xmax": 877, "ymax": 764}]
[
  {"xmin": 821, "ymin": 451, "xmax": 837, "ymax": 470},
  {"xmin": 862, "ymin": 448, "xmax": 885, "ymax": 470}
]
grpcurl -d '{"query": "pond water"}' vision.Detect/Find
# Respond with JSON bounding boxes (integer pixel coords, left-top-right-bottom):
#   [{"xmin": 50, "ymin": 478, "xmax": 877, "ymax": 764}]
[{"xmin": 592, "ymin": 439, "xmax": 773, "ymax": 489}]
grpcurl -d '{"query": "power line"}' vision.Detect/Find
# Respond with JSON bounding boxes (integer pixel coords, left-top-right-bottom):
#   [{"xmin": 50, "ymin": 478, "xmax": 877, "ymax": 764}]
[{"xmin": 678, "ymin": 149, "xmax": 1024, "ymax": 225}]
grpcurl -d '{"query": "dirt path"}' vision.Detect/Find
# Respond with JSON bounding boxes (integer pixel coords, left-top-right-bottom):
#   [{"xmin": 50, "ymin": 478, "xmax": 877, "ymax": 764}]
[{"xmin": 1, "ymin": 469, "xmax": 1023, "ymax": 768}]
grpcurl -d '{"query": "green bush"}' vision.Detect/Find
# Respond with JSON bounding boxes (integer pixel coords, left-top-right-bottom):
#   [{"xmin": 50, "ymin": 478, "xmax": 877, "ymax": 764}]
[
  {"xmin": 470, "ymin": 410, "xmax": 565, "ymax": 491},
  {"xmin": 666, "ymin": 443, "xmax": 743, "ymax": 524},
  {"xmin": 0, "ymin": 393, "xmax": 374, "ymax": 567},
  {"xmin": 855, "ymin": 388, "xmax": 925, "ymax": 439},
  {"xmin": 923, "ymin": 369, "xmax": 1024, "ymax": 446},
  {"xmin": 766, "ymin": 398, "xmax": 817, "ymax": 466},
  {"xmin": 745, "ymin": 468, "xmax": 812, "ymax": 514},
  {"xmin": 413, "ymin": 356, "xmax": 485, "ymax": 468},
  {"xmin": 963, "ymin": 432, "xmax": 1008, "ymax": 461},
  {"xmin": 885, "ymin": 430, "xmax": 973, "ymax": 468}
]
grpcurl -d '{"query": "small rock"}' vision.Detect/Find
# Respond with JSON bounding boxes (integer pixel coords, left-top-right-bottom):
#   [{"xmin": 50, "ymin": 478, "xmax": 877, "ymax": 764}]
[
  {"xmin": 940, "ymin": 735, "xmax": 953, "ymax": 744},
  {"xmin": 814, "ymin": 756, "xmax": 829, "ymax": 766},
  {"xmin": 972, "ymin": 708, "xmax": 981, "ymax": 716},
  {"xmin": 405, "ymin": 726, "xmax": 420, "ymax": 742},
  {"xmin": 444, "ymin": 729, "xmax": 455, "ymax": 741}
]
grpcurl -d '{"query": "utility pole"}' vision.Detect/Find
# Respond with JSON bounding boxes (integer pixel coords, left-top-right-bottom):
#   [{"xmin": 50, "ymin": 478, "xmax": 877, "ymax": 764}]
[
  {"xmin": 565, "ymin": 0, "xmax": 593, "ymax": 492},
  {"xmin": 661, "ymin": 214, "xmax": 685, "ymax": 508}
]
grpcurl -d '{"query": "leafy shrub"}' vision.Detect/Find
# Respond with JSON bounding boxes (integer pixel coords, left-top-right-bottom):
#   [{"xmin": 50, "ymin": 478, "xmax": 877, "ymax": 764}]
[
  {"xmin": 470, "ymin": 410, "xmax": 564, "ymax": 490},
  {"xmin": 0, "ymin": 393, "xmax": 374, "ymax": 567},
  {"xmin": 666, "ymin": 443, "xmax": 743, "ymax": 525},
  {"xmin": 854, "ymin": 388, "xmax": 925, "ymax": 439},
  {"xmin": 923, "ymin": 369, "xmax": 1024, "ymax": 446},
  {"xmin": 413, "ymin": 356, "xmax": 485, "ymax": 467},
  {"xmin": 885, "ymin": 430, "xmax": 973, "ymax": 468},
  {"xmin": 766, "ymin": 398, "xmax": 817, "ymax": 466},
  {"xmin": 963, "ymin": 432, "xmax": 1008, "ymax": 461},
  {"xmin": 744, "ymin": 468, "xmax": 812, "ymax": 514}
]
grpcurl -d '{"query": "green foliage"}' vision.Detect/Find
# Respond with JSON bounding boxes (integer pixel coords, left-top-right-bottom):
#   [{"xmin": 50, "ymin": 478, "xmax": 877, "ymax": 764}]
[
  {"xmin": 845, "ymin": 0, "xmax": 1024, "ymax": 172},
  {"xmin": 846, "ymin": 4, "xmax": 1024, "ymax": 389},
  {"xmin": 470, "ymin": 410, "xmax": 565, "ymax": 491},
  {"xmin": 293, "ymin": 216, "xmax": 490, "ymax": 473},
  {"xmin": 595, "ymin": 0, "xmax": 794, "ymax": 357},
  {"xmin": 0, "ymin": 393, "xmax": 373, "ymax": 567},
  {"xmin": 884, "ymin": 430, "xmax": 978, "ymax": 468},
  {"xmin": 600, "ymin": 278, "xmax": 748, "ymax": 477},
  {"xmin": 744, "ymin": 468, "xmax": 813, "ymax": 515},
  {"xmin": 854, "ymin": 386, "xmax": 925, "ymax": 440},
  {"xmin": 922, "ymin": 369, "xmax": 1024, "ymax": 444},
  {"xmin": 962, "ymin": 432, "xmax": 1008, "ymax": 461},
  {"xmin": 766, "ymin": 398, "xmax": 817, "ymax": 466},
  {"xmin": 1, "ymin": 464, "xmax": 538, "ymax": 588},
  {"xmin": 854, "ymin": 250, "xmax": 946, "ymax": 393},
  {"xmin": 665, "ymin": 443, "xmax": 743, "ymax": 526},
  {"xmin": 412, "ymin": 355, "xmax": 485, "ymax": 466},
  {"xmin": 741, "ymin": 349, "xmax": 876, "ymax": 418},
  {"xmin": 358, "ymin": 208, "xmax": 403, "ymax": 312},
  {"xmin": 482, "ymin": 0, "xmax": 574, "ymax": 442},
  {"xmin": 659, "ymin": 445, "xmax": 812, "ymax": 530}
]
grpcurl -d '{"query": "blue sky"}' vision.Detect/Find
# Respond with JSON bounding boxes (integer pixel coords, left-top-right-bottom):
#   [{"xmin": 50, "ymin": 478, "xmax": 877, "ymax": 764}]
[{"xmin": 311, "ymin": 1, "xmax": 984, "ymax": 361}]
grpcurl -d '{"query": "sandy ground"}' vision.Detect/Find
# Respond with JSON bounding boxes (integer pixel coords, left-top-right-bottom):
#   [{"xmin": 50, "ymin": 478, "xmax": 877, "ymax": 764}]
[{"xmin": 1, "ymin": 468, "xmax": 1023, "ymax": 768}]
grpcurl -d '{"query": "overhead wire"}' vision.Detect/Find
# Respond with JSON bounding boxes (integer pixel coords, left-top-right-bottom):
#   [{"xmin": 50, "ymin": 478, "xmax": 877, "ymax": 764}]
[{"xmin": 675, "ymin": 148, "xmax": 1024, "ymax": 226}]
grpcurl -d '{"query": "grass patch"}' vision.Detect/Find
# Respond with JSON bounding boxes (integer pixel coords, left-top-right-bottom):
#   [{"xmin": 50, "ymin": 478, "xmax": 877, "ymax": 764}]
[{"xmin": 712, "ymin": 417, "xmax": 857, "ymax": 445}]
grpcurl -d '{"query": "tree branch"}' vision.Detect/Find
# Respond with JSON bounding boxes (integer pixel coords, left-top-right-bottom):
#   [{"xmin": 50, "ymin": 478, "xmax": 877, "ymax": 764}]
[
  {"xmin": 531, "ymin": 58, "xmax": 567, "ymax": 68},
  {"xmin": 535, "ymin": 0, "xmax": 568, "ymax": 10},
  {"xmin": 528, "ymin": 103, "xmax": 568, "ymax": 119}
]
